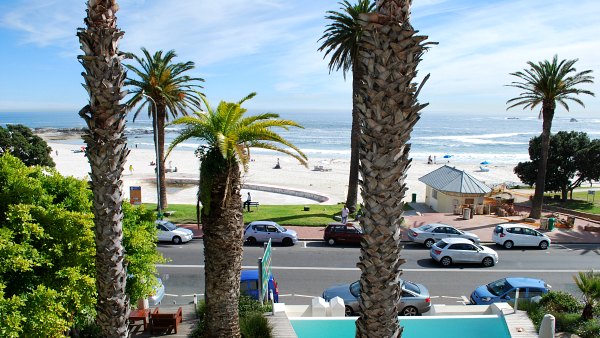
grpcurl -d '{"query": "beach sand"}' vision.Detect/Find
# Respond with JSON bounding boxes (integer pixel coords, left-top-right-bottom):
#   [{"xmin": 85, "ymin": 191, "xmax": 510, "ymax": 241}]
[{"xmin": 47, "ymin": 140, "xmax": 524, "ymax": 205}]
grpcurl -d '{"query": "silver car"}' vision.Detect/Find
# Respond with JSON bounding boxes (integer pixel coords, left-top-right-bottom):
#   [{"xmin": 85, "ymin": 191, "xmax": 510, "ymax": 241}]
[
  {"xmin": 408, "ymin": 223, "xmax": 480, "ymax": 248},
  {"xmin": 322, "ymin": 279, "xmax": 431, "ymax": 316},
  {"xmin": 244, "ymin": 221, "xmax": 298, "ymax": 246},
  {"xmin": 430, "ymin": 237, "xmax": 498, "ymax": 267},
  {"xmin": 155, "ymin": 220, "xmax": 194, "ymax": 244}
]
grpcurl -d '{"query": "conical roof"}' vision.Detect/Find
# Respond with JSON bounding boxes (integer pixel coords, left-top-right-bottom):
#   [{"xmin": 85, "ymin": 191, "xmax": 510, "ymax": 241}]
[{"xmin": 418, "ymin": 165, "xmax": 491, "ymax": 195}]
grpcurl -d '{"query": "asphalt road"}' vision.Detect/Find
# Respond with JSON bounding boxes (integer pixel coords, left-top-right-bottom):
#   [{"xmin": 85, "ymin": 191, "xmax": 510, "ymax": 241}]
[{"xmin": 156, "ymin": 240, "xmax": 600, "ymax": 307}]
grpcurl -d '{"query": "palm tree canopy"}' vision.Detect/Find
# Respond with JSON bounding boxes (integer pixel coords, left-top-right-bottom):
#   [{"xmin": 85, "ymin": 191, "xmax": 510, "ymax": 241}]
[
  {"xmin": 125, "ymin": 48, "xmax": 204, "ymax": 121},
  {"xmin": 318, "ymin": 0, "xmax": 375, "ymax": 77},
  {"xmin": 167, "ymin": 93, "xmax": 308, "ymax": 170},
  {"xmin": 573, "ymin": 270, "xmax": 600, "ymax": 302},
  {"xmin": 506, "ymin": 55, "xmax": 594, "ymax": 113}
]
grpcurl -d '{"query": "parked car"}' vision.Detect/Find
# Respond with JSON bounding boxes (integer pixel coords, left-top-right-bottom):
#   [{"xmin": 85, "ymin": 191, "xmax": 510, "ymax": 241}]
[
  {"xmin": 244, "ymin": 221, "xmax": 298, "ymax": 246},
  {"xmin": 155, "ymin": 220, "xmax": 193, "ymax": 244},
  {"xmin": 407, "ymin": 223, "xmax": 480, "ymax": 248},
  {"xmin": 240, "ymin": 269, "xmax": 279, "ymax": 302},
  {"xmin": 430, "ymin": 237, "xmax": 498, "ymax": 267},
  {"xmin": 322, "ymin": 279, "xmax": 431, "ymax": 316},
  {"xmin": 323, "ymin": 223, "xmax": 363, "ymax": 245},
  {"xmin": 492, "ymin": 223, "xmax": 551, "ymax": 249},
  {"xmin": 470, "ymin": 277, "xmax": 551, "ymax": 305},
  {"xmin": 149, "ymin": 277, "xmax": 165, "ymax": 306}
]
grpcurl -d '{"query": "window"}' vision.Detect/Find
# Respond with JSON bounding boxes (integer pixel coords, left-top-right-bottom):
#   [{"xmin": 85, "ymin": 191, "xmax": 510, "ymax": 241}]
[
  {"xmin": 432, "ymin": 190, "xmax": 438, "ymax": 199},
  {"xmin": 527, "ymin": 289, "xmax": 545, "ymax": 298},
  {"xmin": 465, "ymin": 198, "xmax": 475, "ymax": 204},
  {"xmin": 435, "ymin": 241, "xmax": 449, "ymax": 248},
  {"xmin": 447, "ymin": 227, "xmax": 461, "ymax": 235},
  {"xmin": 433, "ymin": 227, "xmax": 446, "ymax": 233},
  {"xmin": 266, "ymin": 225, "xmax": 278, "ymax": 232},
  {"xmin": 253, "ymin": 224, "xmax": 265, "ymax": 232},
  {"xmin": 240, "ymin": 280, "xmax": 258, "ymax": 292}
]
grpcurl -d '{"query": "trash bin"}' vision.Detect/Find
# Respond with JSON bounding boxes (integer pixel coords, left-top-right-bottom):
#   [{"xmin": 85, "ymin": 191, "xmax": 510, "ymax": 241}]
[
  {"xmin": 462, "ymin": 208, "xmax": 471, "ymax": 220},
  {"xmin": 548, "ymin": 218, "xmax": 556, "ymax": 231},
  {"xmin": 411, "ymin": 193, "xmax": 417, "ymax": 203}
]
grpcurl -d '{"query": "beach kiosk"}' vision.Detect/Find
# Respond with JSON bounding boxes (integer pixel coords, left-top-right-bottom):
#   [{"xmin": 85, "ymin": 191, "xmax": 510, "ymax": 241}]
[{"xmin": 418, "ymin": 165, "xmax": 491, "ymax": 213}]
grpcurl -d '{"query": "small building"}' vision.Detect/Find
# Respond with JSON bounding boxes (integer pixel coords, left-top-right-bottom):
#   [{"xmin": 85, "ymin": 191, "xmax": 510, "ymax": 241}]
[{"xmin": 418, "ymin": 165, "xmax": 491, "ymax": 213}]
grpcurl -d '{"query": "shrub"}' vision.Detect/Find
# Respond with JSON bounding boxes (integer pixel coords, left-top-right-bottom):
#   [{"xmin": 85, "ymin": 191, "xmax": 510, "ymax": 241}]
[
  {"xmin": 576, "ymin": 319, "xmax": 600, "ymax": 338},
  {"xmin": 239, "ymin": 295, "xmax": 271, "ymax": 317},
  {"xmin": 553, "ymin": 312, "xmax": 581, "ymax": 333},
  {"xmin": 539, "ymin": 291, "xmax": 582, "ymax": 313},
  {"xmin": 240, "ymin": 312, "xmax": 271, "ymax": 338},
  {"xmin": 189, "ymin": 301, "xmax": 206, "ymax": 338}
]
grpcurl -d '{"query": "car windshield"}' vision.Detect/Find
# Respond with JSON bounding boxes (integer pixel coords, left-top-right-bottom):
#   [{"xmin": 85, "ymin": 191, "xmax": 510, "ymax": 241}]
[
  {"xmin": 162, "ymin": 222, "xmax": 177, "ymax": 231},
  {"xmin": 349, "ymin": 281, "xmax": 361, "ymax": 297},
  {"xmin": 474, "ymin": 243, "xmax": 484, "ymax": 250},
  {"xmin": 402, "ymin": 280, "xmax": 420, "ymax": 294},
  {"xmin": 418, "ymin": 224, "xmax": 433, "ymax": 231},
  {"xmin": 486, "ymin": 278, "xmax": 512, "ymax": 296}
]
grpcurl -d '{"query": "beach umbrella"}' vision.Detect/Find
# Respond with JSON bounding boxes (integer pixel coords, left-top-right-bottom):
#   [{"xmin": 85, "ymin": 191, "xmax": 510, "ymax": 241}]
[
  {"xmin": 480, "ymin": 161, "xmax": 490, "ymax": 165},
  {"xmin": 443, "ymin": 154, "xmax": 452, "ymax": 159}
]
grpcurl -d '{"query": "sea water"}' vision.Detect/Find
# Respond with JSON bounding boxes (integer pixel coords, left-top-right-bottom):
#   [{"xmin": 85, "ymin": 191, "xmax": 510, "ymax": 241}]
[{"xmin": 2, "ymin": 110, "xmax": 599, "ymax": 163}]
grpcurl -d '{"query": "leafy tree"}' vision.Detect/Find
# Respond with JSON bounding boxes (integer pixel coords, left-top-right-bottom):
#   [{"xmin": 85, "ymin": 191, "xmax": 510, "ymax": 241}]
[
  {"xmin": 168, "ymin": 93, "xmax": 306, "ymax": 337},
  {"xmin": 0, "ymin": 124, "xmax": 55, "ymax": 167},
  {"xmin": 319, "ymin": 0, "xmax": 375, "ymax": 213},
  {"xmin": 354, "ymin": 2, "xmax": 435, "ymax": 336},
  {"xmin": 514, "ymin": 131, "xmax": 600, "ymax": 201},
  {"xmin": 573, "ymin": 270, "xmax": 600, "ymax": 320},
  {"xmin": 0, "ymin": 154, "xmax": 164, "ymax": 336},
  {"xmin": 507, "ymin": 55, "xmax": 595, "ymax": 218},
  {"xmin": 77, "ymin": 0, "xmax": 130, "ymax": 334},
  {"xmin": 125, "ymin": 48, "xmax": 204, "ymax": 212}
]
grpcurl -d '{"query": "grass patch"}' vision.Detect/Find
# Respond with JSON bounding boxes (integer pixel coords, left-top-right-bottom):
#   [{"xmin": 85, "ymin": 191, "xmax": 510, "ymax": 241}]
[{"xmin": 143, "ymin": 202, "xmax": 413, "ymax": 226}]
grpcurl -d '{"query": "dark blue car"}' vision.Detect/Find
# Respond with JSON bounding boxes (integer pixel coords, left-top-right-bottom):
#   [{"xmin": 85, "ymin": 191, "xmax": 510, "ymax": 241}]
[
  {"xmin": 470, "ymin": 277, "xmax": 550, "ymax": 305},
  {"xmin": 240, "ymin": 270, "xmax": 279, "ymax": 303}
]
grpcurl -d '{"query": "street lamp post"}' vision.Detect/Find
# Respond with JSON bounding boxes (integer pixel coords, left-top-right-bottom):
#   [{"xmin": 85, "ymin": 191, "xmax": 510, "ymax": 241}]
[{"xmin": 142, "ymin": 92, "xmax": 162, "ymax": 219}]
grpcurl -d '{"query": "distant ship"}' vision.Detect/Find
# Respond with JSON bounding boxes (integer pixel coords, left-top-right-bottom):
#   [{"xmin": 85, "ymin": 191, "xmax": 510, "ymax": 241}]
[
  {"xmin": 507, "ymin": 117, "xmax": 519, "ymax": 120},
  {"xmin": 570, "ymin": 118, "xmax": 578, "ymax": 122}
]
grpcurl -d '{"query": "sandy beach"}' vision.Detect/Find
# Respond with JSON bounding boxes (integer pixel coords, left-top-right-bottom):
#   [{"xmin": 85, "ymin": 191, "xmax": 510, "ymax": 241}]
[{"xmin": 46, "ymin": 138, "xmax": 524, "ymax": 206}]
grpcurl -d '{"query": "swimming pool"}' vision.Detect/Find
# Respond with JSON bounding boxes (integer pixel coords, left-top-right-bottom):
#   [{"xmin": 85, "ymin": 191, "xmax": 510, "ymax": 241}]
[{"xmin": 290, "ymin": 315, "xmax": 512, "ymax": 338}]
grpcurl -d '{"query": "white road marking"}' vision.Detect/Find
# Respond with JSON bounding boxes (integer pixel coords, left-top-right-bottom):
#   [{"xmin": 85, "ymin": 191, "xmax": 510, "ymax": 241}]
[
  {"xmin": 556, "ymin": 244, "xmax": 572, "ymax": 251},
  {"xmin": 156, "ymin": 264, "xmax": 586, "ymax": 273},
  {"xmin": 461, "ymin": 296, "xmax": 470, "ymax": 303}
]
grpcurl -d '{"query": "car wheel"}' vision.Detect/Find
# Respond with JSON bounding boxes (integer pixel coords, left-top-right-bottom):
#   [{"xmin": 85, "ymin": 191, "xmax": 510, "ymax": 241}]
[
  {"xmin": 345, "ymin": 305, "xmax": 354, "ymax": 317},
  {"xmin": 247, "ymin": 237, "xmax": 257, "ymax": 245},
  {"xmin": 172, "ymin": 236, "xmax": 182, "ymax": 245},
  {"xmin": 503, "ymin": 240, "xmax": 514, "ymax": 249},
  {"xmin": 282, "ymin": 237, "xmax": 293, "ymax": 246},
  {"xmin": 482, "ymin": 257, "xmax": 494, "ymax": 267},
  {"xmin": 539, "ymin": 241, "xmax": 549, "ymax": 250},
  {"xmin": 327, "ymin": 238, "xmax": 336, "ymax": 246},
  {"xmin": 424, "ymin": 239, "xmax": 435, "ymax": 248},
  {"xmin": 440, "ymin": 256, "xmax": 452, "ymax": 266},
  {"xmin": 400, "ymin": 306, "xmax": 419, "ymax": 316}
]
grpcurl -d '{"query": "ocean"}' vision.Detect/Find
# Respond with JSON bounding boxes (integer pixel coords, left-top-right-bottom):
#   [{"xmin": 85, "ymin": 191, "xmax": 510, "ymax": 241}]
[{"xmin": 2, "ymin": 110, "xmax": 599, "ymax": 164}]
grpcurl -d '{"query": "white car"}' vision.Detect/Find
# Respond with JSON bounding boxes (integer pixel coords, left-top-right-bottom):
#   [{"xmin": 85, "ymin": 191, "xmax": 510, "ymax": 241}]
[
  {"xmin": 492, "ymin": 223, "xmax": 551, "ymax": 249},
  {"xmin": 244, "ymin": 221, "xmax": 298, "ymax": 246},
  {"xmin": 407, "ymin": 223, "xmax": 480, "ymax": 248},
  {"xmin": 430, "ymin": 237, "xmax": 498, "ymax": 267},
  {"xmin": 155, "ymin": 220, "xmax": 193, "ymax": 244}
]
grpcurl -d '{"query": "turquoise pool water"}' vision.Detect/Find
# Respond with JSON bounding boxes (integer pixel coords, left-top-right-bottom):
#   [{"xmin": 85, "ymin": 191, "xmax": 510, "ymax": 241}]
[{"xmin": 290, "ymin": 315, "xmax": 511, "ymax": 338}]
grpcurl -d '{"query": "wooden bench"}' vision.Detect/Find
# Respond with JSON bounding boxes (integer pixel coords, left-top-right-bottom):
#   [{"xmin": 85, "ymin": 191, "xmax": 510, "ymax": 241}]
[
  {"xmin": 243, "ymin": 201, "xmax": 260, "ymax": 211},
  {"xmin": 150, "ymin": 307, "xmax": 182, "ymax": 334},
  {"xmin": 128, "ymin": 308, "xmax": 150, "ymax": 331}
]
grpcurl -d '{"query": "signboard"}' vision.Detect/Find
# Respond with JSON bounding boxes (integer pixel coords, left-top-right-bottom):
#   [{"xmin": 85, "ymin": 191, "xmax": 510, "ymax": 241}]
[
  {"xmin": 129, "ymin": 186, "xmax": 142, "ymax": 205},
  {"xmin": 258, "ymin": 239, "xmax": 272, "ymax": 304}
]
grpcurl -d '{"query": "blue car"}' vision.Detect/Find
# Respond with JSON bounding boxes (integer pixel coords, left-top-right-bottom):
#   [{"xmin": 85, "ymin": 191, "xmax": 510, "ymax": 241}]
[
  {"xmin": 240, "ymin": 270, "xmax": 279, "ymax": 303},
  {"xmin": 470, "ymin": 277, "xmax": 550, "ymax": 305}
]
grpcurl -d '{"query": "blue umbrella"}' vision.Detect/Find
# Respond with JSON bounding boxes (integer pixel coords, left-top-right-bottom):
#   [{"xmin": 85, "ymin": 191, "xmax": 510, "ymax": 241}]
[
  {"xmin": 480, "ymin": 161, "xmax": 490, "ymax": 165},
  {"xmin": 443, "ymin": 154, "xmax": 452, "ymax": 159}
]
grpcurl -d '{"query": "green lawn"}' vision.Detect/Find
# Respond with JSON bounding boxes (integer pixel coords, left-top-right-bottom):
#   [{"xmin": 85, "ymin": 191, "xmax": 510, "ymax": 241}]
[
  {"xmin": 143, "ymin": 203, "xmax": 413, "ymax": 227},
  {"xmin": 543, "ymin": 189, "xmax": 600, "ymax": 215}
]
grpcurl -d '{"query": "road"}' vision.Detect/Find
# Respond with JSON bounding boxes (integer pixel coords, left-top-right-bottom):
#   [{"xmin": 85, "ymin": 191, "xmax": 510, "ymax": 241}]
[{"xmin": 156, "ymin": 240, "xmax": 600, "ymax": 307}]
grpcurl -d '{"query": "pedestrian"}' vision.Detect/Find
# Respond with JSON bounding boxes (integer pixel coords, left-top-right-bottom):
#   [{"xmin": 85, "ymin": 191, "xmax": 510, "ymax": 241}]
[
  {"xmin": 434, "ymin": 155, "xmax": 437, "ymax": 164},
  {"xmin": 341, "ymin": 204, "xmax": 349, "ymax": 224},
  {"xmin": 129, "ymin": 164, "xmax": 134, "ymax": 174},
  {"xmin": 273, "ymin": 158, "xmax": 281, "ymax": 169},
  {"xmin": 244, "ymin": 192, "xmax": 252, "ymax": 212},
  {"xmin": 427, "ymin": 155, "xmax": 432, "ymax": 164}
]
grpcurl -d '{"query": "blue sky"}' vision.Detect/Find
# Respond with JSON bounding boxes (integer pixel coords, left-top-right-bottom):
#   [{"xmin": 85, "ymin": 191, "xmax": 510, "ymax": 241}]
[{"xmin": 1, "ymin": 0, "xmax": 599, "ymax": 116}]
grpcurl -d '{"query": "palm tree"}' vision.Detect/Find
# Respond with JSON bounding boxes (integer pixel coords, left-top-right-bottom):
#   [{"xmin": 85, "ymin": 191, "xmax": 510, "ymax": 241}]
[
  {"xmin": 167, "ymin": 93, "xmax": 307, "ymax": 337},
  {"xmin": 76, "ymin": 0, "xmax": 130, "ymax": 336},
  {"xmin": 319, "ymin": 0, "xmax": 375, "ymax": 213},
  {"xmin": 507, "ymin": 56, "xmax": 594, "ymax": 219},
  {"xmin": 354, "ymin": 1, "xmax": 435, "ymax": 336},
  {"xmin": 125, "ymin": 48, "xmax": 204, "ymax": 212},
  {"xmin": 573, "ymin": 270, "xmax": 600, "ymax": 320}
]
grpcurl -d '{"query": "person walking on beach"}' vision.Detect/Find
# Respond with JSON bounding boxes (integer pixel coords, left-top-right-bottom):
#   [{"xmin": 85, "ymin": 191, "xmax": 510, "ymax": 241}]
[
  {"xmin": 129, "ymin": 164, "xmax": 134, "ymax": 174},
  {"xmin": 427, "ymin": 155, "xmax": 432, "ymax": 164},
  {"xmin": 244, "ymin": 192, "xmax": 252, "ymax": 212},
  {"xmin": 341, "ymin": 204, "xmax": 349, "ymax": 224}
]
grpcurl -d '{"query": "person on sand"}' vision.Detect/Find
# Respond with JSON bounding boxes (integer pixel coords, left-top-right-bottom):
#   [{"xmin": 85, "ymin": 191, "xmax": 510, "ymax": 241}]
[
  {"xmin": 427, "ymin": 155, "xmax": 432, "ymax": 164},
  {"xmin": 129, "ymin": 164, "xmax": 134, "ymax": 174},
  {"xmin": 273, "ymin": 158, "xmax": 281, "ymax": 169},
  {"xmin": 341, "ymin": 204, "xmax": 349, "ymax": 224}
]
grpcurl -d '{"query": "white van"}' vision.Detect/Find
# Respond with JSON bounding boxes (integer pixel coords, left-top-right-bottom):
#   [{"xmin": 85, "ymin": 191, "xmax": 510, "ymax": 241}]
[{"xmin": 492, "ymin": 223, "xmax": 551, "ymax": 249}]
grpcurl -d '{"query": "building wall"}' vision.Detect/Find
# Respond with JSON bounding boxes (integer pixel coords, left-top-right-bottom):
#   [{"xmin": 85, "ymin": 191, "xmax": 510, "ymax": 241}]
[{"xmin": 424, "ymin": 185, "xmax": 485, "ymax": 213}]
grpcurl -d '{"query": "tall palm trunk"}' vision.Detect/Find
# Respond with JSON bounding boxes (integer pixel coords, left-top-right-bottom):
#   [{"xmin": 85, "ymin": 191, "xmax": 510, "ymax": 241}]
[
  {"xmin": 345, "ymin": 61, "xmax": 362, "ymax": 213},
  {"xmin": 355, "ymin": 1, "xmax": 434, "ymax": 336},
  {"xmin": 201, "ymin": 152, "xmax": 244, "ymax": 338},
  {"xmin": 77, "ymin": 0, "xmax": 130, "ymax": 336},
  {"xmin": 529, "ymin": 104, "xmax": 555, "ymax": 219},
  {"xmin": 157, "ymin": 105, "xmax": 168, "ymax": 210}
]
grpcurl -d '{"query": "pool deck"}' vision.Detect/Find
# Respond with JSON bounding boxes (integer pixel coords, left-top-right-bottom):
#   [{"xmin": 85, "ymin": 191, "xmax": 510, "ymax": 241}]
[{"xmin": 503, "ymin": 309, "xmax": 538, "ymax": 338}]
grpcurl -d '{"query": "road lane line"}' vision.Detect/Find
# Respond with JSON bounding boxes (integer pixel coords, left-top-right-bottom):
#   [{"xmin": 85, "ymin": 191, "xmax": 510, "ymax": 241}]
[{"xmin": 156, "ymin": 264, "xmax": 588, "ymax": 273}]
